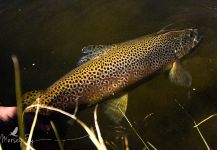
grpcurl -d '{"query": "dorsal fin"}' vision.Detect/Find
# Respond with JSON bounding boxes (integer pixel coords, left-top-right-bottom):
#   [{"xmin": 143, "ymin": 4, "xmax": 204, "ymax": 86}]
[{"xmin": 77, "ymin": 45, "xmax": 113, "ymax": 66}]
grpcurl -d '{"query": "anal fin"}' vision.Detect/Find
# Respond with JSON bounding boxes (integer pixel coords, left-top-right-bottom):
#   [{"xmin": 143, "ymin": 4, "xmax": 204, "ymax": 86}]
[{"xmin": 101, "ymin": 93, "xmax": 128, "ymax": 124}]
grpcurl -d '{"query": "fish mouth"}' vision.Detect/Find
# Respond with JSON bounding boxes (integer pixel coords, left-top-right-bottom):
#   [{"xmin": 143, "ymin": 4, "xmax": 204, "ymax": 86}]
[{"xmin": 176, "ymin": 28, "xmax": 202, "ymax": 59}]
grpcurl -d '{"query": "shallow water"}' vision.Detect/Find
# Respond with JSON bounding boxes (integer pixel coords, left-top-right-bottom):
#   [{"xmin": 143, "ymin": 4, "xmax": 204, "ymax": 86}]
[{"xmin": 0, "ymin": 0, "xmax": 217, "ymax": 149}]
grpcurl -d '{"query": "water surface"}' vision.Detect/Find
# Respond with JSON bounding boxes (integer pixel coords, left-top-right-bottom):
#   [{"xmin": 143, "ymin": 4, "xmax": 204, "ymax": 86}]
[{"xmin": 0, "ymin": 0, "xmax": 217, "ymax": 149}]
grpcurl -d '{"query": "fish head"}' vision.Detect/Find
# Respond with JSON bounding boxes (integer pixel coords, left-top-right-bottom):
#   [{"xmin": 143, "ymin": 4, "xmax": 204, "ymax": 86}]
[{"xmin": 168, "ymin": 28, "xmax": 202, "ymax": 59}]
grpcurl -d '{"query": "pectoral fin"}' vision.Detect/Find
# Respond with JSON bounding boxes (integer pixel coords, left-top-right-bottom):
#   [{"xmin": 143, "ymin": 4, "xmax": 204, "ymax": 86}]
[
  {"xmin": 102, "ymin": 93, "xmax": 128, "ymax": 124},
  {"xmin": 169, "ymin": 61, "xmax": 192, "ymax": 87}
]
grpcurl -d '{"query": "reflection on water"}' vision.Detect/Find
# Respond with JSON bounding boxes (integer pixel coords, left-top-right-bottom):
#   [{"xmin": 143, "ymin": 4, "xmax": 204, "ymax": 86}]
[{"xmin": 0, "ymin": 0, "xmax": 217, "ymax": 149}]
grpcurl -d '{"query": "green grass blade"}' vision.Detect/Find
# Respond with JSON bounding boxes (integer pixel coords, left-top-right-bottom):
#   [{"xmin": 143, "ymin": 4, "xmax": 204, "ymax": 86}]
[
  {"xmin": 50, "ymin": 121, "xmax": 64, "ymax": 150},
  {"xmin": 11, "ymin": 55, "xmax": 25, "ymax": 150}
]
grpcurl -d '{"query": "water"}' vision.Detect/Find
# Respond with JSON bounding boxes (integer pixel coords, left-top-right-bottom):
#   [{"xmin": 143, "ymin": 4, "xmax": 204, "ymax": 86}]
[{"xmin": 0, "ymin": 0, "xmax": 217, "ymax": 149}]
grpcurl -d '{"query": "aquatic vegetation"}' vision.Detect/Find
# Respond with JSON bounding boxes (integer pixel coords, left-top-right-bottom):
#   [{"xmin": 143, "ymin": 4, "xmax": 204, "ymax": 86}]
[
  {"xmin": 193, "ymin": 114, "xmax": 217, "ymax": 150},
  {"xmin": 50, "ymin": 121, "xmax": 64, "ymax": 150},
  {"xmin": 147, "ymin": 142, "xmax": 157, "ymax": 150},
  {"xmin": 93, "ymin": 105, "xmax": 107, "ymax": 150},
  {"xmin": 19, "ymin": 139, "xmax": 35, "ymax": 150},
  {"xmin": 194, "ymin": 114, "xmax": 217, "ymax": 128},
  {"xmin": 119, "ymin": 107, "xmax": 149, "ymax": 149},
  {"xmin": 24, "ymin": 103, "xmax": 161, "ymax": 150},
  {"xmin": 174, "ymin": 99, "xmax": 211, "ymax": 150},
  {"xmin": 26, "ymin": 106, "xmax": 39, "ymax": 150},
  {"xmin": 11, "ymin": 55, "xmax": 26, "ymax": 150},
  {"xmin": 193, "ymin": 121, "xmax": 210, "ymax": 150},
  {"xmin": 25, "ymin": 104, "xmax": 108, "ymax": 150}
]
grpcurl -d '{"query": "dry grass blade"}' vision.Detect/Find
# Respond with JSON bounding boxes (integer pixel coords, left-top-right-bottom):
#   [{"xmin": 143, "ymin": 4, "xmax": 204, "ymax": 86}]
[
  {"xmin": 94, "ymin": 105, "xmax": 107, "ymax": 150},
  {"xmin": 50, "ymin": 121, "xmax": 64, "ymax": 150},
  {"xmin": 118, "ymin": 108, "xmax": 150, "ymax": 150},
  {"xmin": 25, "ymin": 104, "xmax": 102, "ymax": 150},
  {"xmin": 174, "ymin": 99, "xmax": 211, "ymax": 150},
  {"xmin": 11, "ymin": 55, "xmax": 25, "ymax": 150},
  {"xmin": 26, "ymin": 106, "xmax": 39, "ymax": 150},
  {"xmin": 193, "ymin": 121, "xmax": 210, "ymax": 150},
  {"xmin": 73, "ymin": 99, "xmax": 78, "ymax": 116},
  {"xmin": 19, "ymin": 138, "xmax": 36, "ymax": 150},
  {"xmin": 194, "ymin": 114, "xmax": 217, "ymax": 128},
  {"xmin": 147, "ymin": 141, "xmax": 157, "ymax": 150}
]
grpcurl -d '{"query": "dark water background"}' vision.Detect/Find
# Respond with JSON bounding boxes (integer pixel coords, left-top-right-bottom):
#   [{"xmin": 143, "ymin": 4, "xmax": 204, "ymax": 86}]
[{"xmin": 0, "ymin": 0, "xmax": 217, "ymax": 149}]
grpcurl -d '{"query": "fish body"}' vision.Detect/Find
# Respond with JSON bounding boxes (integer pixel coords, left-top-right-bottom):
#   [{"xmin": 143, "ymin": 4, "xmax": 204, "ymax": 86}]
[{"xmin": 25, "ymin": 29, "xmax": 201, "ymax": 120}]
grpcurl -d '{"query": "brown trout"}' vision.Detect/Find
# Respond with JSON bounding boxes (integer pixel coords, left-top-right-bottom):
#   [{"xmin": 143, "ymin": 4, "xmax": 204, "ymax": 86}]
[{"xmin": 24, "ymin": 28, "xmax": 201, "ymax": 123}]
